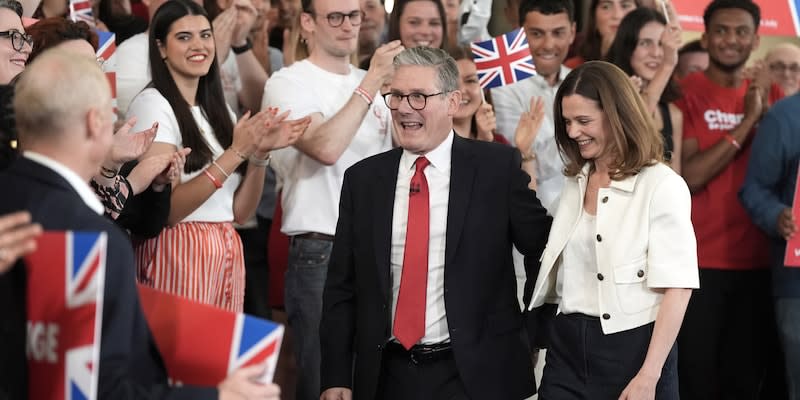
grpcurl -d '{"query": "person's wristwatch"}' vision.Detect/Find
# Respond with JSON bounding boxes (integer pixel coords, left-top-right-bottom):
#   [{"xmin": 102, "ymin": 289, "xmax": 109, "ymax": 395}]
[{"xmin": 232, "ymin": 38, "xmax": 253, "ymax": 54}]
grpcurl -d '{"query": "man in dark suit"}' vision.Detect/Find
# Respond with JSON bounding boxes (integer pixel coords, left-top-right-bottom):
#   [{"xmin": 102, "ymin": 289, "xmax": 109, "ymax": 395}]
[
  {"xmin": 320, "ymin": 47, "xmax": 552, "ymax": 400},
  {"xmin": 0, "ymin": 49, "xmax": 280, "ymax": 399}
]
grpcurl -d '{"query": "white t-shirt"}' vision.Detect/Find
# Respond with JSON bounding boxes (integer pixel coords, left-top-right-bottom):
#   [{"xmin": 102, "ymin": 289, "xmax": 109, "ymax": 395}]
[
  {"xmin": 115, "ymin": 32, "xmax": 149, "ymax": 115},
  {"xmin": 127, "ymin": 88, "xmax": 240, "ymax": 223},
  {"xmin": 261, "ymin": 59, "xmax": 393, "ymax": 236},
  {"xmin": 115, "ymin": 32, "xmax": 242, "ymax": 115}
]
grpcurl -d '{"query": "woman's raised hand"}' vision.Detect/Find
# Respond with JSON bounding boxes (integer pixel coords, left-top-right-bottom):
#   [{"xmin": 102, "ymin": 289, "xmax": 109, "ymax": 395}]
[
  {"xmin": 514, "ymin": 96, "xmax": 545, "ymax": 153},
  {"xmin": 474, "ymin": 103, "xmax": 497, "ymax": 142}
]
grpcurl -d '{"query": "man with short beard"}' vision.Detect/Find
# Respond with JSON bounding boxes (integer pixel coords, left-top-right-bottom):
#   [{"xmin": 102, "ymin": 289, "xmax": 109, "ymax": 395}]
[{"xmin": 675, "ymin": 0, "xmax": 784, "ymax": 398}]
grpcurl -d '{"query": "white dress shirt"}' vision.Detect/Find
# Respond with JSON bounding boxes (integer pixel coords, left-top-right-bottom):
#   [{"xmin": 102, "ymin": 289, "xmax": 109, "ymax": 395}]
[
  {"xmin": 390, "ymin": 131, "xmax": 454, "ymax": 345},
  {"xmin": 23, "ymin": 151, "xmax": 104, "ymax": 215}
]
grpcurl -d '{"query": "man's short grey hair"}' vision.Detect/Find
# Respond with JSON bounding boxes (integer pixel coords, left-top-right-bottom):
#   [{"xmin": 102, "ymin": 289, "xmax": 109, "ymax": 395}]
[
  {"xmin": 14, "ymin": 48, "xmax": 110, "ymax": 139},
  {"xmin": 0, "ymin": 0, "xmax": 23, "ymax": 17},
  {"xmin": 393, "ymin": 47, "xmax": 459, "ymax": 93}
]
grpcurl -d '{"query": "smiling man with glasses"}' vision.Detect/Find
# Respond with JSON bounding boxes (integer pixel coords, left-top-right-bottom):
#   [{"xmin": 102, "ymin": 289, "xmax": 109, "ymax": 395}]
[
  {"xmin": 260, "ymin": 0, "xmax": 405, "ymax": 398},
  {"xmin": 766, "ymin": 42, "xmax": 800, "ymax": 97},
  {"xmin": 0, "ymin": 0, "xmax": 30, "ymax": 85},
  {"xmin": 320, "ymin": 46, "xmax": 552, "ymax": 400}
]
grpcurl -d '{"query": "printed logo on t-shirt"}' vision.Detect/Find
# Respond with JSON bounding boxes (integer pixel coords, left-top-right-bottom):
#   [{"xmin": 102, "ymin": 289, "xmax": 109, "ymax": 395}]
[{"xmin": 704, "ymin": 109, "xmax": 744, "ymax": 131}]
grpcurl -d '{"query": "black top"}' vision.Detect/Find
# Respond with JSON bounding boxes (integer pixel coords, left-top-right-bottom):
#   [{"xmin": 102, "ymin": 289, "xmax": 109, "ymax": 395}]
[{"xmin": 658, "ymin": 102, "xmax": 674, "ymax": 161}]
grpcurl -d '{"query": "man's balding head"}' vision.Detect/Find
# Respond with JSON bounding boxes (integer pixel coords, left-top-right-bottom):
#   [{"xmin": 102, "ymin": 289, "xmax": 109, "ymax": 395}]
[
  {"xmin": 14, "ymin": 48, "xmax": 114, "ymax": 178},
  {"xmin": 766, "ymin": 43, "xmax": 800, "ymax": 97}
]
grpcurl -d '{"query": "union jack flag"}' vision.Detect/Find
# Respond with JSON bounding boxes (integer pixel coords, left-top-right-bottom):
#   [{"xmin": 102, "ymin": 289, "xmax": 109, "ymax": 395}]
[
  {"xmin": 138, "ymin": 285, "xmax": 284, "ymax": 385},
  {"xmin": 470, "ymin": 28, "xmax": 537, "ymax": 89},
  {"xmin": 95, "ymin": 30, "xmax": 118, "ymax": 118},
  {"xmin": 68, "ymin": 0, "xmax": 95, "ymax": 27},
  {"xmin": 26, "ymin": 231, "xmax": 107, "ymax": 400}
]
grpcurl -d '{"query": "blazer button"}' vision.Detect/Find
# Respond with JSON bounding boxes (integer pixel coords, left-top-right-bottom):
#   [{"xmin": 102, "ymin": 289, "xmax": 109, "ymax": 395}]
[
  {"xmin": 637, "ymin": 270, "xmax": 645, "ymax": 278},
  {"xmin": 602, "ymin": 313, "xmax": 611, "ymax": 320},
  {"xmin": 597, "ymin": 273, "xmax": 604, "ymax": 281},
  {"xmin": 601, "ymin": 196, "xmax": 609, "ymax": 203},
  {"xmin": 596, "ymin": 234, "xmax": 602, "ymax": 242}
]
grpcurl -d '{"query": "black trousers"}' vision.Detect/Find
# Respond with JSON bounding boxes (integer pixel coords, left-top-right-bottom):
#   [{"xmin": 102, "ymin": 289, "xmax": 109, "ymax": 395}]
[
  {"xmin": 677, "ymin": 268, "xmax": 780, "ymax": 400},
  {"xmin": 376, "ymin": 343, "xmax": 469, "ymax": 400},
  {"xmin": 236, "ymin": 216, "xmax": 272, "ymax": 319},
  {"xmin": 539, "ymin": 313, "xmax": 679, "ymax": 400}
]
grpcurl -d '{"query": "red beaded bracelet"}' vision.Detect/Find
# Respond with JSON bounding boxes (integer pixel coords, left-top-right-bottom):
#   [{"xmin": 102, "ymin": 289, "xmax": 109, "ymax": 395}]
[{"xmin": 203, "ymin": 169, "xmax": 223, "ymax": 189}]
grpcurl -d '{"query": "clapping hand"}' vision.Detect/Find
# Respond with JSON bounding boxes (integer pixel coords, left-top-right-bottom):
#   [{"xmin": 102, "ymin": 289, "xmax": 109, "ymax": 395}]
[
  {"xmin": 127, "ymin": 148, "xmax": 192, "ymax": 194},
  {"xmin": 108, "ymin": 118, "xmax": 158, "ymax": 166},
  {"xmin": 253, "ymin": 108, "xmax": 311, "ymax": 157}
]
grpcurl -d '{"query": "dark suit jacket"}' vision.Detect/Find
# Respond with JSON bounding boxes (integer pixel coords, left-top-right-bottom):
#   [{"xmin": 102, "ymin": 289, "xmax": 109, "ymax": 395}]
[
  {"xmin": 320, "ymin": 135, "xmax": 553, "ymax": 400},
  {"xmin": 0, "ymin": 157, "xmax": 216, "ymax": 399}
]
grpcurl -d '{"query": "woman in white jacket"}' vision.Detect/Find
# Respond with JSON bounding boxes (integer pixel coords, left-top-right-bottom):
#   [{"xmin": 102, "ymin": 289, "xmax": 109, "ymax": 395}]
[{"xmin": 529, "ymin": 60, "xmax": 698, "ymax": 400}]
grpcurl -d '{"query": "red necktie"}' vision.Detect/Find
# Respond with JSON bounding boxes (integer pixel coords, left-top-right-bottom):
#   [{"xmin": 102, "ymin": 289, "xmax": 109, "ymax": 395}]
[{"xmin": 393, "ymin": 156, "xmax": 431, "ymax": 350}]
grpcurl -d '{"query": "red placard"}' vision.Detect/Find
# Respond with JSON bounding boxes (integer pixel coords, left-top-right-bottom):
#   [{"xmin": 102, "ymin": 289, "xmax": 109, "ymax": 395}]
[
  {"xmin": 137, "ymin": 285, "xmax": 284, "ymax": 386},
  {"xmin": 672, "ymin": 0, "xmax": 799, "ymax": 37},
  {"xmin": 26, "ymin": 231, "xmax": 106, "ymax": 400},
  {"xmin": 784, "ymin": 163, "xmax": 800, "ymax": 266}
]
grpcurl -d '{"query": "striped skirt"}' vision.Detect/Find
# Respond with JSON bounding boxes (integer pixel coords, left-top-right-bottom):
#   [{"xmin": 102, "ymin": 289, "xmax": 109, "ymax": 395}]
[{"xmin": 134, "ymin": 221, "xmax": 245, "ymax": 312}]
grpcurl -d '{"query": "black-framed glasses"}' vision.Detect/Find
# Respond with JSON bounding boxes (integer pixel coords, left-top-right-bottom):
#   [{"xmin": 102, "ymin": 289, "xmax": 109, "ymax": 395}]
[
  {"xmin": 383, "ymin": 92, "xmax": 445, "ymax": 111},
  {"xmin": 308, "ymin": 10, "xmax": 364, "ymax": 27},
  {"xmin": 0, "ymin": 30, "xmax": 33, "ymax": 52}
]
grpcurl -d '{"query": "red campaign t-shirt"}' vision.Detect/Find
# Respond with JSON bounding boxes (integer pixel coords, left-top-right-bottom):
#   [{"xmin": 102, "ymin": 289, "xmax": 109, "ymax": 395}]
[{"xmin": 676, "ymin": 72, "xmax": 782, "ymax": 270}]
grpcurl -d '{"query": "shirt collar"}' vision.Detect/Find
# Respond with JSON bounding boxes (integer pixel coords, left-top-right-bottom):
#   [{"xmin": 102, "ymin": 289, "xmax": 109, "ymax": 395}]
[
  {"xmin": 23, "ymin": 151, "xmax": 105, "ymax": 215},
  {"xmin": 577, "ymin": 162, "xmax": 639, "ymax": 193},
  {"xmin": 400, "ymin": 130, "xmax": 454, "ymax": 174},
  {"xmin": 533, "ymin": 65, "xmax": 572, "ymax": 89}
]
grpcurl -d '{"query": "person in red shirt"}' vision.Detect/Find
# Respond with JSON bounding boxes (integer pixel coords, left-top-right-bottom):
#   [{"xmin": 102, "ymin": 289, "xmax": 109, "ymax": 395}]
[{"xmin": 675, "ymin": 0, "xmax": 785, "ymax": 398}]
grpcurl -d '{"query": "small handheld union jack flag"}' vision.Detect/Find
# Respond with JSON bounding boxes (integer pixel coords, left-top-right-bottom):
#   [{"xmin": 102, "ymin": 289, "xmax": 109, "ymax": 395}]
[
  {"xmin": 95, "ymin": 30, "xmax": 117, "ymax": 118},
  {"xmin": 470, "ymin": 28, "xmax": 537, "ymax": 89},
  {"xmin": 69, "ymin": 0, "xmax": 95, "ymax": 27}
]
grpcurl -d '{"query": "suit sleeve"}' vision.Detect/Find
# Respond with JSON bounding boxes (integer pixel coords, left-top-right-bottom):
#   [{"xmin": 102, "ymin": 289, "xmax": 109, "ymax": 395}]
[
  {"xmin": 319, "ymin": 168, "xmax": 357, "ymax": 391},
  {"xmin": 507, "ymin": 149, "xmax": 553, "ymax": 346},
  {"xmin": 98, "ymin": 227, "xmax": 218, "ymax": 400}
]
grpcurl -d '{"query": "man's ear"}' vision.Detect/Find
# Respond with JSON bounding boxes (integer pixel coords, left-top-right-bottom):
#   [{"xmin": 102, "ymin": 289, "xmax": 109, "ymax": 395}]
[
  {"xmin": 85, "ymin": 107, "xmax": 104, "ymax": 142},
  {"xmin": 447, "ymin": 90, "xmax": 462, "ymax": 116},
  {"xmin": 299, "ymin": 12, "xmax": 314, "ymax": 35}
]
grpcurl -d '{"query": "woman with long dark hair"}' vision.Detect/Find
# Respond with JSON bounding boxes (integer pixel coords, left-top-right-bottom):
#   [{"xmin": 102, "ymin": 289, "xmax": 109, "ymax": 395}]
[
  {"xmin": 128, "ymin": 0, "xmax": 308, "ymax": 311},
  {"xmin": 566, "ymin": 0, "xmax": 638, "ymax": 68},
  {"xmin": 606, "ymin": 6, "xmax": 683, "ymax": 171}
]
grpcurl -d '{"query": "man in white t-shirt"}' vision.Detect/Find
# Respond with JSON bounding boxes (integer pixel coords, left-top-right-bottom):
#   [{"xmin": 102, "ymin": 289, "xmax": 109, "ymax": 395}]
[{"xmin": 260, "ymin": 0, "xmax": 402, "ymax": 398}]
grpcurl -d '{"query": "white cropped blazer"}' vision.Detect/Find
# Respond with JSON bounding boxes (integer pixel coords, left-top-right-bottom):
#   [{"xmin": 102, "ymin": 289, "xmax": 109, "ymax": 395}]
[{"xmin": 529, "ymin": 162, "xmax": 700, "ymax": 334}]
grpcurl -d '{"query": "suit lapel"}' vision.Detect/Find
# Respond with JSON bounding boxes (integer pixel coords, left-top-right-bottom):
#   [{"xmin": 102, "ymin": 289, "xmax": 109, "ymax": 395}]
[
  {"xmin": 445, "ymin": 136, "xmax": 476, "ymax": 267},
  {"xmin": 372, "ymin": 149, "xmax": 402, "ymax": 299}
]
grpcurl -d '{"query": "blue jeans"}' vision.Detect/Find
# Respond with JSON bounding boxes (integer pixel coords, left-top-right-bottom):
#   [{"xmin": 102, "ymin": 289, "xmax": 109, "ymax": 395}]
[
  {"xmin": 775, "ymin": 297, "xmax": 800, "ymax": 400},
  {"xmin": 284, "ymin": 237, "xmax": 332, "ymax": 400}
]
